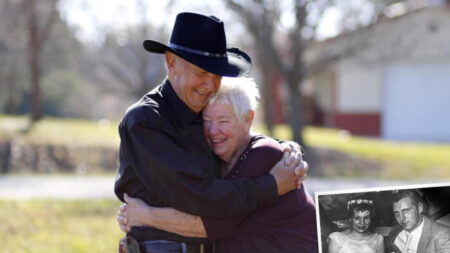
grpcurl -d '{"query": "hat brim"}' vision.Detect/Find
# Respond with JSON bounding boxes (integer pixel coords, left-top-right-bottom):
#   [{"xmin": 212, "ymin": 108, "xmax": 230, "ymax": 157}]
[{"xmin": 143, "ymin": 40, "xmax": 251, "ymax": 77}]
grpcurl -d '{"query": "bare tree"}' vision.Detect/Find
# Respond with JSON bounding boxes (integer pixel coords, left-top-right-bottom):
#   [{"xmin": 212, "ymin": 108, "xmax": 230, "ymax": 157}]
[
  {"xmin": 224, "ymin": 0, "xmax": 410, "ymax": 145},
  {"xmin": 22, "ymin": 0, "xmax": 59, "ymax": 121},
  {"xmin": 224, "ymin": 0, "xmax": 327, "ymax": 145},
  {"xmin": 90, "ymin": 0, "xmax": 170, "ymax": 100},
  {"xmin": 97, "ymin": 25, "xmax": 167, "ymax": 99}
]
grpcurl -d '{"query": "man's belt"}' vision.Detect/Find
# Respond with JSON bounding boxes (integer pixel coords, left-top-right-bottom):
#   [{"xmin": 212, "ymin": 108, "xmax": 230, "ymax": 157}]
[{"xmin": 141, "ymin": 240, "xmax": 214, "ymax": 253}]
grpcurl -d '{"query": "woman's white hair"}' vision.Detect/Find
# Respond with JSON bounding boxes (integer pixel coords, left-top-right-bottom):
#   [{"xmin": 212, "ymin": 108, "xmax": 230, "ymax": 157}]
[{"xmin": 209, "ymin": 77, "xmax": 260, "ymax": 122}]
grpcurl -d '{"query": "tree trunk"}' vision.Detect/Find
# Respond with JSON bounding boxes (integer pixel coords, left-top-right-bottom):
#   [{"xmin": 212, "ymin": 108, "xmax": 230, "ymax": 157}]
[
  {"xmin": 0, "ymin": 140, "xmax": 12, "ymax": 174},
  {"xmin": 23, "ymin": 0, "xmax": 57, "ymax": 122},
  {"xmin": 5, "ymin": 69, "xmax": 19, "ymax": 114},
  {"xmin": 287, "ymin": 73, "xmax": 305, "ymax": 146},
  {"xmin": 30, "ymin": 47, "xmax": 42, "ymax": 121},
  {"xmin": 261, "ymin": 64, "xmax": 274, "ymax": 135},
  {"xmin": 24, "ymin": 0, "xmax": 42, "ymax": 121}
]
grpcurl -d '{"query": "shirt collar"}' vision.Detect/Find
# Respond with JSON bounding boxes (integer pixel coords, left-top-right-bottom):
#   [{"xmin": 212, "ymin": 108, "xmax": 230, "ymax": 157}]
[
  {"xmin": 407, "ymin": 217, "xmax": 424, "ymax": 238},
  {"xmin": 394, "ymin": 217, "xmax": 425, "ymax": 253},
  {"xmin": 161, "ymin": 80, "xmax": 203, "ymax": 126}
]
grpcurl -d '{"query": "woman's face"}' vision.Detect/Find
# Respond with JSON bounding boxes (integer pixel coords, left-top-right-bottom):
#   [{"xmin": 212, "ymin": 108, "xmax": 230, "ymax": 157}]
[
  {"xmin": 203, "ymin": 102, "xmax": 251, "ymax": 162},
  {"xmin": 351, "ymin": 209, "xmax": 371, "ymax": 234}
]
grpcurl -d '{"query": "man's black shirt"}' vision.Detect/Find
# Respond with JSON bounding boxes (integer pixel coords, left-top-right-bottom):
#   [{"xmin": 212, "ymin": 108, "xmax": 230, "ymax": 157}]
[{"xmin": 114, "ymin": 80, "xmax": 277, "ymax": 243}]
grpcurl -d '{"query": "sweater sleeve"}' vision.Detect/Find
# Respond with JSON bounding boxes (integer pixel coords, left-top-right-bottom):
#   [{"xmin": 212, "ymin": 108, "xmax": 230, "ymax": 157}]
[{"xmin": 201, "ymin": 136, "xmax": 283, "ymax": 239}]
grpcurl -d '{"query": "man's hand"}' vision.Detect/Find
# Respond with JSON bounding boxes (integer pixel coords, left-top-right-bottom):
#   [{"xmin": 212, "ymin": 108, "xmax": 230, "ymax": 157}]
[
  {"xmin": 280, "ymin": 141, "xmax": 308, "ymax": 188},
  {"xmin": 280, "ymin": 141, "xmax": 304, "ymax": 160},
  {"xmin": 270, "ymin": 144, "xmax": 308, "ymax": 195}
]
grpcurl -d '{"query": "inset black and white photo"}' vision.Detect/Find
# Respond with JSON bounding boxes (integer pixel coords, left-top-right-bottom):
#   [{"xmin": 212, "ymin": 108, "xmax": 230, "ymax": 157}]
[{"xmin": 316, "ymin": 183, "xmax": 450, "ymax": 253}]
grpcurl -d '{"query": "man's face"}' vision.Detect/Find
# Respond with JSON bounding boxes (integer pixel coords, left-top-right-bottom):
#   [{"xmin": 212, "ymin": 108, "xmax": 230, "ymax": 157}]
[
  {"xmin": 167, "ymin": 53, "xmax": 222, "ymax": 113},
  {"xmin": 393, "ymin": 197, "xmax": 423, "ymax": 232}
]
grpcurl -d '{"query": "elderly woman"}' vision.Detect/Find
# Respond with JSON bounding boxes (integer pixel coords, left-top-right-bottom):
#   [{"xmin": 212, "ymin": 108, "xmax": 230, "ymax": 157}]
[
  {"xmin": 328, "ymin": 198, "xmax": 384, "ymax": 253},
  {"xmin": 118, "ymin": 77, "xmax": 318, "ymax": 253}
]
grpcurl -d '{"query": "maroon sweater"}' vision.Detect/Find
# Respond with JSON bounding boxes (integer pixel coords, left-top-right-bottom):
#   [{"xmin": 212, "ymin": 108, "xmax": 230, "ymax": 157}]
[{"xmin": 202, "ymin": 135, "xmax": 318, "ymax": 253}]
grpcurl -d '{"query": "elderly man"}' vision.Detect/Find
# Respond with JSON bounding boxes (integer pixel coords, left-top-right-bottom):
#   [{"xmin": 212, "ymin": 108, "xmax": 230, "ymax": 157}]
[
  {"xmin": 114, "ymin": 12, "xmax": 307, "ymax": 253},
  {"xmin": 385, "ymin": 189, "xmax": 450, "ymax": 253}
]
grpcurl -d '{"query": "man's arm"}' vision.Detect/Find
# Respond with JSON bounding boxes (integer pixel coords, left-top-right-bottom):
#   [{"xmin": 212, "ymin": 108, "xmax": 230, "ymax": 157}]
[
  {"xmin": 437, "ymin": 223, "xmax": 450, "ymax": 250},
  {"xmin": 116, "ymin": 120, "xmax": 303, "ymax": 218}
]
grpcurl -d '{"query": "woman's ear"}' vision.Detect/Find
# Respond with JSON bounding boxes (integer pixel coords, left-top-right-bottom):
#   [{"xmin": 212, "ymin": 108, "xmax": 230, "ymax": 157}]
[{"xmin": 245, "ymin": 110, "xmax": 255, "ymax": 127}]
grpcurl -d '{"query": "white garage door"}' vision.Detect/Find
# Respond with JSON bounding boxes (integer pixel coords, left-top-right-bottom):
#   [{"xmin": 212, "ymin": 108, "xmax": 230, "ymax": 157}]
[{"xmin": 383, "ymin": 63, "xmax": 450, "ymax": 142}]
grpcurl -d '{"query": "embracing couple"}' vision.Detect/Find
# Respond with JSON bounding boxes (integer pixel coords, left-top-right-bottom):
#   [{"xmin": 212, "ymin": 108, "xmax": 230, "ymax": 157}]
[{"xmin": 114, "ymin": 12, "xmax": 318, "ymax": 253}]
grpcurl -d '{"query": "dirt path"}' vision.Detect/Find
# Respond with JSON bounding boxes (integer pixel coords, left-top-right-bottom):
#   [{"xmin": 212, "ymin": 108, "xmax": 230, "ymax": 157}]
[
  {"xmin": 0, "ymin": 175, "xmax": 116, "ymax": 199},
  {"xmin": 0, "ymin": 175, "xmax": 437, "ymax": 200}
]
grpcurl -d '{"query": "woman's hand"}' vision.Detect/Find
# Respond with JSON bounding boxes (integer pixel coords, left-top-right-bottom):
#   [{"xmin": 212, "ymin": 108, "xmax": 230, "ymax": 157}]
[
  {"xmin": 117, "ymin": 193, "xmax": 153, "ymax": 232},
  {"xmin": 117, "ymin": 193, "xmax": 208, "ymax": 238}
]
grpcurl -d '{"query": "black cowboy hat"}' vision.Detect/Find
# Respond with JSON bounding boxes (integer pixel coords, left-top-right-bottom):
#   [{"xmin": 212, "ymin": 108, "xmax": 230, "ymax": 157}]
[{"xmin": 143, "ymin": 12, "xmax": 252, "ymax": 77}]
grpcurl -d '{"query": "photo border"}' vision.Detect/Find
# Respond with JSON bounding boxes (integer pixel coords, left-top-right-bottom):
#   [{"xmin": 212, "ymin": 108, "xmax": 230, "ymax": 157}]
[{"xmin": 314, "ymin": 181, "xmax": 450, "ymax": 253}]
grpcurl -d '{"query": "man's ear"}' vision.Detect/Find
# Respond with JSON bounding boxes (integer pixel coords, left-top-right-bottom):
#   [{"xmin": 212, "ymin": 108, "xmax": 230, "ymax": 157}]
[
  {"xmin": 418, "ymin": 202, "xmax": 424, "ymax": 214},
  {"xmin": 165, "ymin": 52, "xmax": 177, "ymax": 73}
]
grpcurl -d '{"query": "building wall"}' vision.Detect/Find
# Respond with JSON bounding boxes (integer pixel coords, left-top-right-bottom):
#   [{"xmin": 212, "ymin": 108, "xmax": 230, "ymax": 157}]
[
  {"xmin": 311, "ymin": 67, "xmax": 336, "ymax": 127},
  {"xmin": 383, "ymin": 62, "xmax": 450, "ymax": 142},
  {"xmin": 306, "ymin": 8, "xmax": 450, "ymax": 139},
  {"xmin": 334, "ymin": 113, "xmax": 381, "ymax": 136},
  {"xmin": 336, "ymin": 60, "xmax": 383, "ymax": 113}
]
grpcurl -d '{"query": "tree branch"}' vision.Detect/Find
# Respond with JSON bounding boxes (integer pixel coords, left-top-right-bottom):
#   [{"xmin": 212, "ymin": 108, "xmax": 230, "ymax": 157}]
[{"xmin": 36, "ymin": 0, "xmax": 59, "ymax": 51}]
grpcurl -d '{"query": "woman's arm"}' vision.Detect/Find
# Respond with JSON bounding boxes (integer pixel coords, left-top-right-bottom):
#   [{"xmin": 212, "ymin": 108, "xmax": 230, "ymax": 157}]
[
  {"xmin": 376, "ymin": 234, "xmax": 385, "ymax": 253},
  {"xmin": 327, "ymin": 233, "xmax": 341, "ymax": 253},
  {"xmin": 119, "ymin": 193, "xmax": 207, "ymax": 238}
]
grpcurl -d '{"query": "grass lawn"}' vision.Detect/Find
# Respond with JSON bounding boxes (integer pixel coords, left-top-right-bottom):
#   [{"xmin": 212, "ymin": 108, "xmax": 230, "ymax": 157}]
[
  {"xmin": 1, "ymin": 115, "xmax": 450, "ymax": 178},
  {"xmin": 303, "ymin": 127, "xmax": 450, "ymax": 178},
  {"xmin": 0, "ymin": 115, "xmax": 119, "ymax": 147},
  {"xmin": 255, "ymin": 125, "xmax": 450, "ymax": 179},
  {"xmin": 0, "ymin": 199, "xmax": 124, "ymax": 253}
]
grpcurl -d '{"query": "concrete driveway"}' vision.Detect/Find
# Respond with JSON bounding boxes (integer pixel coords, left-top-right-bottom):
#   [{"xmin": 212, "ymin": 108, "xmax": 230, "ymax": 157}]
[{"xmin": 0, "ymin": 175, "xmax": 439, "ymax": 200}]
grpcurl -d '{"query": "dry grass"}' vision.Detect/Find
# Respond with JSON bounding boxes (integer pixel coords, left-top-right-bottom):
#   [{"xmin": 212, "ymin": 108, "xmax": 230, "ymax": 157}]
[{"xmin": 0, "ymin": 199, "xmax": 124, "ymax": 253}]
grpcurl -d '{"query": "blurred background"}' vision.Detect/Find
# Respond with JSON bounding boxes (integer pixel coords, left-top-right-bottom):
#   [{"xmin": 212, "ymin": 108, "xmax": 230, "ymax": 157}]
[{"xmin": 0, "ymin": 0, "xmax": 450, "ymax": 252}]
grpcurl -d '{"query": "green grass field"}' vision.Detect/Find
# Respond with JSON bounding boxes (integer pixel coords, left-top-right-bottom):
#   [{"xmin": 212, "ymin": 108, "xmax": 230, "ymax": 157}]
[
  {"xmin": 0, "ymin": 115, "xmax": 119, "ymax": 147},
  {"xmin": 311, "ymin": 128, "xmax": 450, "ymax": 178},
  {"xmin": 257, "ymin": 125, "xmax": 450, "ymax": 178},
  {"xmin": 0, "ymin": 199, "xmax": 123, "ymax": 253},
  {"xmin": 0, "ymin": 116, "xmax": 449, "ymax": 252},
  {"xmin": 1, "ymin": 115, "xmax": 450, "ymax": 178}
]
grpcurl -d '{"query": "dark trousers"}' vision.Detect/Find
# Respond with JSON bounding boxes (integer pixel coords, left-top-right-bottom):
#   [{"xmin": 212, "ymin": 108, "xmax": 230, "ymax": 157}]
[{"xmin": 140, "ymin": 240, "xmax": 215, "ymax": 253}]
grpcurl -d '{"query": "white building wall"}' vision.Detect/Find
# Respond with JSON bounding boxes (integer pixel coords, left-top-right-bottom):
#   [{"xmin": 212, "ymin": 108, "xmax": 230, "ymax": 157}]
[
  {"xmin": 383, "ymin": 63, "xmax": 450, "ymax": 142},
  {"xmin": 313, "ymin": 71, "xmax": 334, "ymax": 112},
  {"xmin": 306, "ymin": 8, "xmax": 450, "ymax": 140},
  {"xmin": 336, "ymin": 60, "xmax": 383, "ymax": 113}
]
